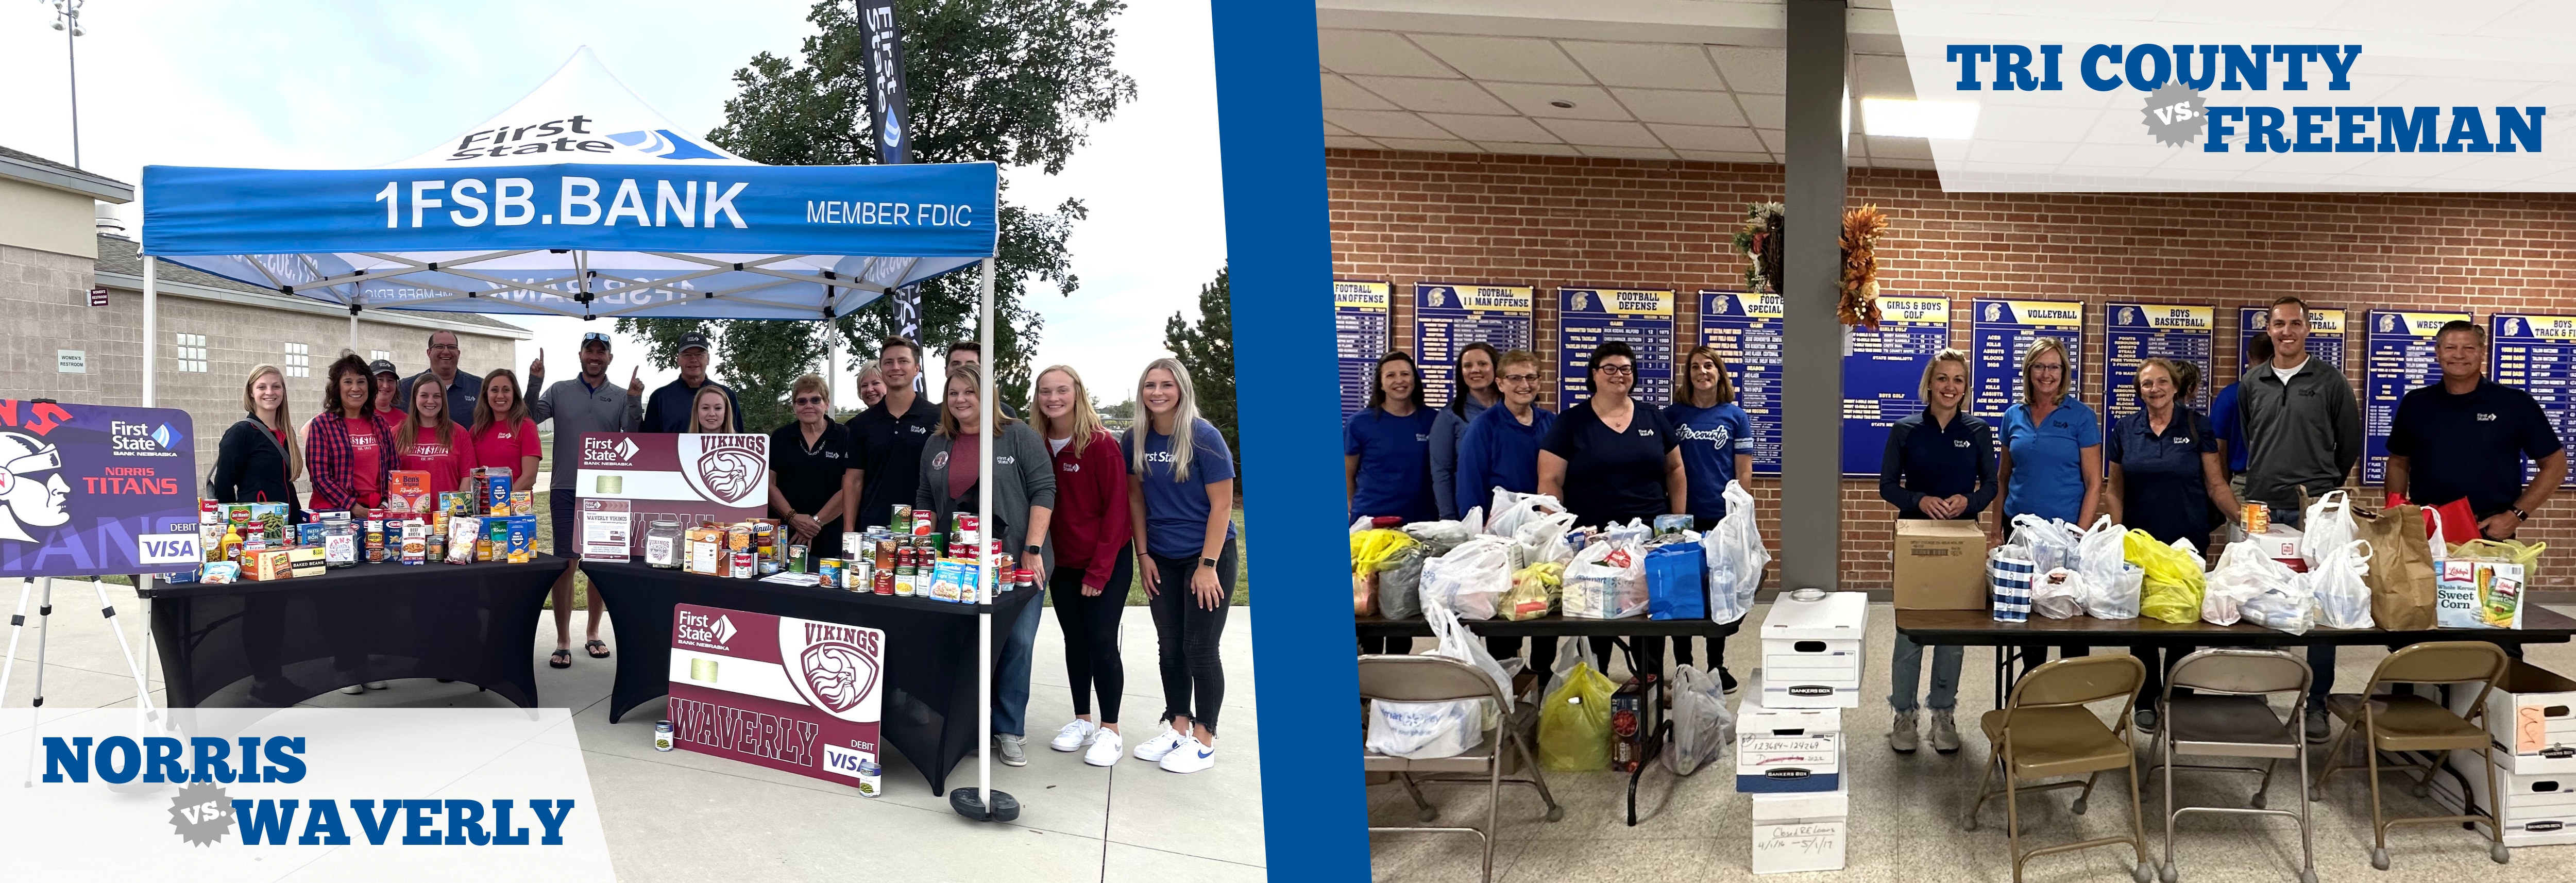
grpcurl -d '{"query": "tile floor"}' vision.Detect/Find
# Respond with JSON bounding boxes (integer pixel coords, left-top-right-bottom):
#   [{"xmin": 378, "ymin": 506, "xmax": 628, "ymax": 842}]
[
  {"xmin": 0, "ymin": 577, "xmax": 1263, "ymax": 881},
  {"xmin": 1369, "ymin": 602, "xmax": 2576, "ymax": 883}
]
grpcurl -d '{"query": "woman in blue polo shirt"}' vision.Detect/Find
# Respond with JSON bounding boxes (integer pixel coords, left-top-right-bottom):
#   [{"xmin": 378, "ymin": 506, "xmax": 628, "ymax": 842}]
[
  {"xmin": 1345, "ymin": 352, "xmax": 1439, "ymax": 525},
  {"xmin": 1878, "ymin": 348, "xmax": 1992, "ymax": 755},
  {"xmin": 2107, "ymin": 358, "xmax": 2231, "ymax": 731},
  {"xmin": 1664, "ymin": 345, "xmax": 1756, "ymax": 684},
  {"xmin": 1429, "ymin": 342, "xmax": 1504, "ymax": 520},
  {"xmin": 1540, "ymin": 341, "xmax": 1686, "ymax": 677},
  {"xmin": 1455, "ymin": 348, "xmax": 1557, "ymax": 669},
  {"xmin": 1998, "ymin": 337, "xmax": 2102, "ymax": 678}
]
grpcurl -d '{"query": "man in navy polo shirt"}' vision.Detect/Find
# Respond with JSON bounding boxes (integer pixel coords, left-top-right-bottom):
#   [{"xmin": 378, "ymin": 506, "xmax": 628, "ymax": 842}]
[{"xmin": 2386, "ymin": 320, "xmax": 2567, "ymax": 540}]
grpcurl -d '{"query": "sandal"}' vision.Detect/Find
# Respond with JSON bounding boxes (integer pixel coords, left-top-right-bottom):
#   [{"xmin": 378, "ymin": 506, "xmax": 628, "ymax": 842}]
[
  {"xmin": 549, "ymin": 649, "xmax": 572, "ymax": 669},
  {"xmin": 586, "ymin": 640, "xmax": 611, "ymax": 659}
]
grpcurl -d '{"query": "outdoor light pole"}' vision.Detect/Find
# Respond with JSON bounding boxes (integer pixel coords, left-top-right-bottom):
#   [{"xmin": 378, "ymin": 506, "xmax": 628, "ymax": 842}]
[{"xmin": 43, "ymin": 0, "xmax": 87, "ymax": 168}]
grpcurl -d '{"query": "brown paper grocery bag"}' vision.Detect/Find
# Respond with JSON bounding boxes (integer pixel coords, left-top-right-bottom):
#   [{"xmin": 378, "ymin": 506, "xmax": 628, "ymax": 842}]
[{"xmin": 2352, "ymin": 503, "xmax": 2437, "ymax": 631}]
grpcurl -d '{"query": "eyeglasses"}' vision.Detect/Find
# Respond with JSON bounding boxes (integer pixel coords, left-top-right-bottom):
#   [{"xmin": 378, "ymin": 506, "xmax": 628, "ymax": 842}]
[
  {"xmin": 793, "ymin": 396, "xmax": 826, "ymax": 406},
  {"xmin": 1500, "ymin": 373, "xmax": 1541, "ymax": 384},
  {"xmin": 2028, "ymin": 363, "xmax": 2066, "ymax": 373},
  {"xmin": 1595, "ymin": 364, "xmax": 1635, "ymax": 375}
]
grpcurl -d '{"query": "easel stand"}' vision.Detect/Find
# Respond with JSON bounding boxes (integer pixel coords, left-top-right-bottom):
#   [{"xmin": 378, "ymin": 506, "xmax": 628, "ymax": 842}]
[{"xmin": 3, "ymin": 576, "xmax": 163, "ymax": 790}]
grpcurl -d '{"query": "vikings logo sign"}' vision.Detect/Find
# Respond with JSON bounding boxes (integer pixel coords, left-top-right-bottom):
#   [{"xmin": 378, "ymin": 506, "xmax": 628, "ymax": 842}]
[
  {"xmin": 677, "ymin": 434, "xmax": 767, "ymax": 507},
  {"xmin": 783, "ymin": 620, "xmax": 885, "ymax": 724}
]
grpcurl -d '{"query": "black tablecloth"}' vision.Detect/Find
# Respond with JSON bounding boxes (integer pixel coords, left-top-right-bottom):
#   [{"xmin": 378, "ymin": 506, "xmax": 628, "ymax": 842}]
[
  {"xmin": 139, "ymin": 556, "xmax": 565, "ymax": 709},
  {"xmin": 580, "ymin": 560, "xmax": 1042, "ymax": 796}
]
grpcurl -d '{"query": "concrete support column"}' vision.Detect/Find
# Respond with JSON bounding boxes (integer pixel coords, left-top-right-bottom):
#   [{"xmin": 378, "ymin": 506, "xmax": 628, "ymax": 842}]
[{"xmin": 1780, "ymin": 0, "xmax": 1849, "ymax": 592}]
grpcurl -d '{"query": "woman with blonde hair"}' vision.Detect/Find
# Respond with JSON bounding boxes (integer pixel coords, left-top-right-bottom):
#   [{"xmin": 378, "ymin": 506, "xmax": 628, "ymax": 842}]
[
  {"xmin": 1876, "ymin": 347, "xmax": 1993, "ymax": 755},
  {"xmin": 212, "ymin": 363, "xmax": 304, "ymax": 516},
  {"xmin": 1031, "ymin": 364, "xmax": 1137, "ymax": 764},
  {"xmin": 1664, "ymin": 344, "xmax": 1757, "ymax": 685},
  {"xmin": 916, "ymin": 362, "xmax": 1056, "ymax": 767},
  {"xmin": 1998, "ymin": 336, "xmax": 2102, "ymax": 679},
  {"xmin": 767, "ymin": 373, "xmax": 853, "ymax": 561},
  {"xmin": 686, "ymin": 382, "xmax": 736, "ymax": 435},
  {"xmin": 392, "ymin": 375, "xmax": 470, "ymax": 494},
  {"xmin": 1125, "ymin": 357, "xmax": 1237, "ymax": 774}
]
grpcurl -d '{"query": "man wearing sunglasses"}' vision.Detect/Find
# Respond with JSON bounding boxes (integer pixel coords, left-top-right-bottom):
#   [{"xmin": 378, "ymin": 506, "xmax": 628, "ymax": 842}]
[
  {"xmin": 642, "ymin": 330, "xmax": 743, "ymax": 432},
  {"xmin": 532, "ymin": 331, "xmax": 643, "ymax": 661}
]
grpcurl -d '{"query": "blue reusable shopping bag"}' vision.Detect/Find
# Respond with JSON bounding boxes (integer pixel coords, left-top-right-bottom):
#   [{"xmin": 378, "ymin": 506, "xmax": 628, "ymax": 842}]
[{"xmin": 1645, "ymin": 541, "xmax": 1708, "ymax": 620}]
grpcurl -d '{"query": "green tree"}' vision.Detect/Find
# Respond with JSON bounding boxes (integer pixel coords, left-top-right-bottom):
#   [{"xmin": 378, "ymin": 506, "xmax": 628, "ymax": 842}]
[
  {"xmin": 1163, "ymin": 264, "xmax": 1234, "ymax": 473},
  {"xmin": 622, "ymin": 0, "xmax": 1137, "ymax": 414}
]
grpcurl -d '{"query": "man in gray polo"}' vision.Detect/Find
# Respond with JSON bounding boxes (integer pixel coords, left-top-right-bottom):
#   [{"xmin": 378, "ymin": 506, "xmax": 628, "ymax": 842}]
[
  {"xmin": 530, "ymin": 331, "xmax": 642, "ymax": 667},
  {"xmin": 2236, "ymin": 295, "xmax": 2361, "ymax": 742}
]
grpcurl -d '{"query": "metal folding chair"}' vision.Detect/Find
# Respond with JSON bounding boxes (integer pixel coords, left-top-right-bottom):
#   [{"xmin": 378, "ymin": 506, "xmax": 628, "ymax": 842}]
[
  {"xmin": 2148, "ymin": 648, "xmax": 2315, "ymax": 883},
  {"xmin": 2310, "ymin": 640, "xmax": 2512, "ymax": 870},
  {"xmin": 1361, "ymin": 654, "xmax": 1561, "ymax": 883},
  {"xmin": 1964, "ymin": 652, "xmax": 2153, "ymax": 883}
]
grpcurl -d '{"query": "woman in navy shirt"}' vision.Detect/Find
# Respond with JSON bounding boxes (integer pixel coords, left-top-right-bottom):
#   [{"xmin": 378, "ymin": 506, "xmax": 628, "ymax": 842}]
[
  {"xmin": 1344, "ymin": 352, "xmax": 1439, "ymax": 525},
  {"xmin": 1539, "ymin": 341, "xmax": 1686, "ymax": 677},
  {"xmin": 1430, "ymin": 342, "xmax": 1503, "ymax": 520},
  {"xmin": 1124, "ymin": 357, "xmax": 1238, "ymax": 775},
  {"xmin": 1998, "ymin": 337, "xmax": 2100, "ymax": 677},
  {"xmin": 1663, "ymin": 345, "xmax": 1756, "ymax": 684},
  {"xmin": 2107, "ymin": 358, "xmax": 2230, "ymax": 731},
  {"xmin": 1878, "ymin": 348, "xmax": 1991, "ymax": 755}
]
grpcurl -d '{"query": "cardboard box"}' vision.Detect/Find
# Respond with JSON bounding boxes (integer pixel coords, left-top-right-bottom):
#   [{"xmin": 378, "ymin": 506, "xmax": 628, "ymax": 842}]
[
  {"xmin": 1759, "ymin": 592, "xmax": 1867, "ymax": 708},
  {"xmin": 1893, "ymin": 519, "xmax": 1988, "ymax": 610},
  {"xmin": 2449, "ymin": 661, "xmax": 2576, "ymax": 774},
  {"xmin": 2227, "ymin": 522, "xmax": 2304, "ymax": 560},
  {"xmin": 2427, "ymin": 748, "xmax": 2576, "ymax": 846},
  {"xmin": 1737, "ymin": 681, "xmax": 1841, "ymax": 794},
  {"xmin": 1751, "ymin": 779, "xmax": 1850, "ymax": 874},
  {"xmin": 387, "ymin": 470, "xmax": 434, "ymax": 514},
  {"xmin": 288, "ymin": 546, "xmax": 326, "ymax": 578},
  {"xmin": 1611, "ymin": 676, "xmax": 1664, "ymax": 773},
  {"xmin": 246, "ymin": 549, "xmax": 294, "ymax": 581}
]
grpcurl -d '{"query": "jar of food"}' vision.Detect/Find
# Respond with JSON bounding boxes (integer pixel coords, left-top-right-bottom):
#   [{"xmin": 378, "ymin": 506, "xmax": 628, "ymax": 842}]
[
  {"xmin": 645, "ymin": 521, "xmax": 683, "ymax": 569},
  {"xmin": 654, "ymin": 721, "xmax": 674, "ymax": 752}
]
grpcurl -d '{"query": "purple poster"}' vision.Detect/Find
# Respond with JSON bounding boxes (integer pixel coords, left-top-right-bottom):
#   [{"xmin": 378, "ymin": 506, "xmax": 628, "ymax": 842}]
[{"xmin": 0, "ymin": 399, "xmax": 201, "ymax": 577}]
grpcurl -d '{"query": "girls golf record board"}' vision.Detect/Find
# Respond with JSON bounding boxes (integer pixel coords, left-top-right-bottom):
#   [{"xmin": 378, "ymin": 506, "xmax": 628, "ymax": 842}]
[
  {"xmin": 2239, "ymin": 306, "xmax": 2346, "ymax": 374},
  {"xmin": 1413, "ymin": 282, "xmax": 1534, "ymax": 409},
  {"xmin": 2105, "ymin": 303, "xmax": 2215, "ymax": 416},
  {"xmin": 2487, "ymin": 313, "xmax": 2576, "ymax": 487},
  {"xmin": 1969, "ymin": 299, "xmax": 2084, "ymax": 431},
  {"xmin": 1699, "ymin": 291, "xmax": 1784, "ymax": 474},
  {"xmin": 1843, "ymin": 295, "xmax": 1953, "ymax": 476},
  {"xmin": 1558, "ymin": 288, "xmax": 1675, "ymax": 408},
  {"xmin": 2364, "ymin": 310, "xmax": 2471, "ymax": 486},
  {"xmin": 1334, "ymin": 280, "xmax": 1391, "ymax": 422}
]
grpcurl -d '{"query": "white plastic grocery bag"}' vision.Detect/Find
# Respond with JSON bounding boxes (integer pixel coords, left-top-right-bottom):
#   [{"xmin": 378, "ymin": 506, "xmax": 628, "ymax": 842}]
[
  {"xmin": 2300, "ymin": 490, "xmax": 2357, "ymax": 569},
  {"xmin": 1564, "ymin": 533, "xmax": 1649, "ymax": 620},
  {"xmin": 1421, "ymin": 536, "xmax": 1515, "ymax": 620},
  {"xmin": 2011, "ymin": 514, "xmax": 2080, "ymax": 575},
  {"xmin": 1663, "ymin": 663, "xmax": 1735, "ymax": 775},
  {"xmin": 2205, "ymin": 539, "xmax": 2294, "ymax": 626},
  {"xmin": 2074, "ymin": 516, "xmax": 2141, "ymax": 620},
  {"xmin": 1703, "ymin": 480, "xmax": 1769, "ymax": 625},
  {"xmin": 2310, "ymin": 538, "xmax": 2376, "ymax": 630},
  {"xmin": 2032, "ymin": 567, "xmax": 2087, "ymax": 619}
]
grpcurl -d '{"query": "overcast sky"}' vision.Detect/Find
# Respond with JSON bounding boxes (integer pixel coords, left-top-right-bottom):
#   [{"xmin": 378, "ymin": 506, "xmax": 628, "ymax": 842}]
[{"xmin": 0, "ymin": 0, "xmax": 1222, "ymax": 410}]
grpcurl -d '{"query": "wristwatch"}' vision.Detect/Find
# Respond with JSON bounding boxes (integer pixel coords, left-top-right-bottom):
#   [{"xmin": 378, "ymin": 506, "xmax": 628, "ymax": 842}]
[
  {"xmin": 2511, "ymin": 507, "xmax": 2530, "ymax": 520},
  {"xmin": 1200, "ymin": 557, "xmax": 1219, "ymax": 569},
  {"xmin": 1024, "ymin": 544, "xmax": 1043, "ymax": 556}
]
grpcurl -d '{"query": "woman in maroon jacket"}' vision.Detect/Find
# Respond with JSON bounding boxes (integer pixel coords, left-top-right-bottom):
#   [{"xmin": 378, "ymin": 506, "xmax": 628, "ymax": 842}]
[{"xmin": 1031, "ymin": 365, "xmax": 1138, "ymax": 767}]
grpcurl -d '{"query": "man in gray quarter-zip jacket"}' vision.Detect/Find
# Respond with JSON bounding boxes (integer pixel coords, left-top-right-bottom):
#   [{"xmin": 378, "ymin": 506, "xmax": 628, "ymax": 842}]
[{"xmin": 2236, "ymin": 296, "xmax": 2361, "ymax": 745}]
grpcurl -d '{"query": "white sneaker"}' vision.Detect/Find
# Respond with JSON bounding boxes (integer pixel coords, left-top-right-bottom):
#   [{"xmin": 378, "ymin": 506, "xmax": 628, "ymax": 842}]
[
  {"xmin": 339, "ymin": 684, "xmax": 366, "ymax": 695},
  {"xmin": 1158, "ymin": 735, "xmax": 1215, "ymax": 774},
  {"xmin": 1083, "ymin": 728, "xmax": 1125, "ymax": 767},
  {"xmin": 364, "ymin": 681, "xmax": 388, "ymax": 690},
  {"xmin": 1050, "ymin": 719, "xmax": 1098, "ymax": 752},
  {"xmin": 993, "ymin": 734, "xmax": 1028, "ymax": 767},
  {"xmin": 1133, "ymin": 726, "xmax": 1189, "ymax": 762}
]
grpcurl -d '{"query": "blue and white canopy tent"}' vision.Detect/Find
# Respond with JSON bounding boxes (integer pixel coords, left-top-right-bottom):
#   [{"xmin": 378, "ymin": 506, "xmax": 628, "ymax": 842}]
[{"xmin": 137, "ymin": 48, "xmax": 1020, "ymax": 818}]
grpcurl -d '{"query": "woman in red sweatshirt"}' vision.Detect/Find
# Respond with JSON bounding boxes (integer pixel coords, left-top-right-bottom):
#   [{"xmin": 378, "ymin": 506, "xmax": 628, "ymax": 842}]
[{"xmin": 1030, "ymin": 364, "xmax": 1137, "ymax": 767}]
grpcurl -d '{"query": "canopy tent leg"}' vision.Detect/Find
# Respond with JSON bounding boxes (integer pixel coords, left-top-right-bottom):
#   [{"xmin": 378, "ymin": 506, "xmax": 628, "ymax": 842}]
[
  {"xmin": 951, "ymin": 257, "xmax": 1014, "ymax": 822},
  {"xmin": 138, "ymin": 257, "xmax": 159, "ymax": 726},
  {"xmin": 349, "ymin": 310, "xmax": 360, "ymax": 355}
]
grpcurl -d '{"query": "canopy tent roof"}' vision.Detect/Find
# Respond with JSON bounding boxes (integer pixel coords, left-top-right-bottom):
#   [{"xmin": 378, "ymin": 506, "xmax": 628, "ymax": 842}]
[{"xmin": 140, "ymin": 47, "xmax": 996, "ymax": 321}]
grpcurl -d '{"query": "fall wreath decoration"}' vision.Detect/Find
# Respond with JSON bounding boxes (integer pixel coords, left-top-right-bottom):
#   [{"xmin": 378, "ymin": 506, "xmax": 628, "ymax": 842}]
[{"xmin": 1728, "ymin": 201, "xmax": 1890, "ymax": 329}]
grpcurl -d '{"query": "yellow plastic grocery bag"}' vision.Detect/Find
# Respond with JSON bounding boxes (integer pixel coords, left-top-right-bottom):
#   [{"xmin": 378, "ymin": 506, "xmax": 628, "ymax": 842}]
[
  {"xmin": 2127, "ymin": 528, "xmax": 2206, "ymax": 625},
  {"xmin": 1538, "ymin": 658, "xmax": 1617, "ymax": 771}
]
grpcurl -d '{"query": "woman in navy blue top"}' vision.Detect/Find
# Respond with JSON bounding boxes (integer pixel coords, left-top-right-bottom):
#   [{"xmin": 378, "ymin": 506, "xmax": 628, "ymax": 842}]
[
  {"xmin": 1344, "ymin": 352, "xmax": 1439, "ymax": 525},
  {"xmin": 1124, "ymin": 357, "xmax": 1238, "ymax": 774},
  {"xmin": 2107, "ymin": 358, "xmax": 2230, "ymax": 729},
  {"xmin": 1539, "ymin": 341, "xmax": 1686, "ymax": 678},
  {"xmin": 1663, "ymin": 345, "xmax": 1757, "ymax": 684},
  {"xmin": 1429, "ymin": 342, "xmax": 1503, "ymax": 520},
  {"xmin": 1878, "ymin": 348, "xmax": 1989, "ymax": 756},
  {"xmin": 1453, "ymin": 349, "xmax": 1555, "ymax": 517}
]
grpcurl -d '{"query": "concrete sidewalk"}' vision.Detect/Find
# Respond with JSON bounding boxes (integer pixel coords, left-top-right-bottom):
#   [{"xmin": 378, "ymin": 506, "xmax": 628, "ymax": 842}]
[{"xmin": 0, "ymin": 576, "xmax": 1264, "ymax": 881}]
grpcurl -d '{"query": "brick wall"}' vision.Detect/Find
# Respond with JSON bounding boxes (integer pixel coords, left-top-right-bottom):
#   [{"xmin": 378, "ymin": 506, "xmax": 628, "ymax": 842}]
[{"xmin": 1328, "ymin": 148, "xmax": 2576, "ymax": 589}]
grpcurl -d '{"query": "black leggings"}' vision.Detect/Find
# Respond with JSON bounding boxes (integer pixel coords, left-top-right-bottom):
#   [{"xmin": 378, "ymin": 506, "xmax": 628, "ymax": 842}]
[
  {"xmin": 1151, "ymin": 537, "xmax": 1236, "ymax": 734},
  {"xmin": 1050, "ymin": 547, "xmax": 1134, "ymax": 724}
]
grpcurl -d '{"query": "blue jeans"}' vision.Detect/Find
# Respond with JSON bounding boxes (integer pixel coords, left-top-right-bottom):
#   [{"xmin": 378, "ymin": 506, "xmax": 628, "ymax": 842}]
[
  {"xmin": 994, "ymin": 594, "xmax": 1044, "ymax": 737},
  {"xmin": 1889, "ymin": 633, "xmax": 1962, "ymax": 712}
]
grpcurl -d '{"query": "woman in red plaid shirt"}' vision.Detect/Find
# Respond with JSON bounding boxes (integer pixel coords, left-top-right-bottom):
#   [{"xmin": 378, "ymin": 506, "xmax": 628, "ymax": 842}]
[{"xmin": 306, "ymin": 353, "xmax": 398, "ymax": 517}]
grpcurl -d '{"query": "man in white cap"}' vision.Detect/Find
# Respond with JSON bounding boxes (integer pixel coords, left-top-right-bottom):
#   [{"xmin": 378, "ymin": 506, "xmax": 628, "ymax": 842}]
[{"xmin": 643, "ymin": 329, "xmax": 742, "ymax": 432}]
